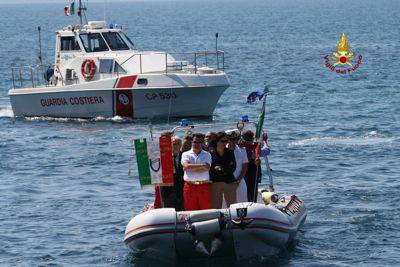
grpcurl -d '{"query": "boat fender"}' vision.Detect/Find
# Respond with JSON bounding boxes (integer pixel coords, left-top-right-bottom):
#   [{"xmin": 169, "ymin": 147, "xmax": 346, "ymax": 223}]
[
  {"xmin": 81, "ymin": 59, "xmax": 97, "ymax": 81},
  {"xmin": 188, "ymin": 210, "xmax": 222, "ymax": 222},
  {"xmin": 261, "ymin": 191, "xmax": 279, "ymax": 205},
  {"xmin": 186, "ymin": 218, "xmax": 225, "ymax": 236}
]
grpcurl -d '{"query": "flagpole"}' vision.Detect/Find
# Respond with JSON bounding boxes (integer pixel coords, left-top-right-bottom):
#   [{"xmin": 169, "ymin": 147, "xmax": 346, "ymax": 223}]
[
  {"xmin": 79, "ymin": 0, "xmax": 82, "ymax": 25},
  {"xmin": 252, "ymin": 86, "xmax": 274, "ymax": 201},
  {"xmin": 260, "ymin": 86, "xmax": 274, "ymax": 192},
  {"xmin": 252, "ymin": 98, "xmax": 265, "ymax": 202},
  {"xmin": 265, "ymin": 153, "xmax": 274, "ymax": 192}
]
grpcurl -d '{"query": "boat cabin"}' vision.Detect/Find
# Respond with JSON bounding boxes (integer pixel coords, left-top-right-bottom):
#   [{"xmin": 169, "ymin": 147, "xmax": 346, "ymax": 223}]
[
  {"xmin": 11, "ymin": 19, "xmax": 225, "ymax": 90},
  {"xmin": 55, "ymin": 21, "xmax": 173, "ymax": 86}
]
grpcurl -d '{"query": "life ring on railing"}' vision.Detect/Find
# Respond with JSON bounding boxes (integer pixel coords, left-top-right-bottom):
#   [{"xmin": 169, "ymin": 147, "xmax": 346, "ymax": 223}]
[{"xmin": 81, "ymin": 59, "xmax": 97, "ymax": 81}]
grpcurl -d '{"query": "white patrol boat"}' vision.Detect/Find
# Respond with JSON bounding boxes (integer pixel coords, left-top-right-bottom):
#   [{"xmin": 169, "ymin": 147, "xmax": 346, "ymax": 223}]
[{"xmin": 8, "ymin": 1, "xmax": 229, "ymax": 119}]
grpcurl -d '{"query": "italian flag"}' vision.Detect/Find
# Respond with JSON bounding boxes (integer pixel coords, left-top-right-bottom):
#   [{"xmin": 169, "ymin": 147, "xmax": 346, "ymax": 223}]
[
  {"xmin": 134, "ymin": 135, "xmax": 174, "ymax": 188},
  {"xmin": 255, "ymin": 97, "xmax": 266, "ymax": 140}
]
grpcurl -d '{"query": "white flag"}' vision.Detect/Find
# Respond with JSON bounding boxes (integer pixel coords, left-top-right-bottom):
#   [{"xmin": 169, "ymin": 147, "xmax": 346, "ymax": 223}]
[{"xmin": 147, "ymin": 140, "xmax": 163, "ymax": 184}]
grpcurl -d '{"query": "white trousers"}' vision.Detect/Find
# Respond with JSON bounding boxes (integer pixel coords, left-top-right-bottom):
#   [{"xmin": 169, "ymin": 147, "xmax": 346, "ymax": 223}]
[
  {"xmin": 236, "ymin": 179, "xmax": 248, "ymax": 203},
  {"xmin": 222, "ymin": 179, "xmax": 248, "ymax": 208}
]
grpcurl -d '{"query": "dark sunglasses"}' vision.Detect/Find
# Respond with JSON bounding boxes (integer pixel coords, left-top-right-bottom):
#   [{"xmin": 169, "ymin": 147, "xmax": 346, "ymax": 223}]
[{"xmin": 193, "ymin": 140, "xmax": 203, "ymax": 144}]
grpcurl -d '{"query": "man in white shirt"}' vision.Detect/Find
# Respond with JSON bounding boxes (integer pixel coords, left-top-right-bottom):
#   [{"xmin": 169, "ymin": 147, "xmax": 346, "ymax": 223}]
[
  {"xmin": 227, "ymin": 130, "xmax": 249, "ymax": 203},
  {"xmin": 181, "ymin": 133, "xmax": 212, "ymax": 211}
]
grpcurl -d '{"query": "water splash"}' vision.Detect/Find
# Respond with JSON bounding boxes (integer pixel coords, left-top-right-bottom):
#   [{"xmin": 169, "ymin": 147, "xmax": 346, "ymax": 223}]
[
  {"xmin": 289, "ymin": 131, "xmax": 395, "ymax": 147},
  {"xmin": 0, "ymin": 106, "xmax": 14, "ymax": 118},
  {"xmin": 22, "ymin": 115, "xmax": 129, "ymax": 123}
]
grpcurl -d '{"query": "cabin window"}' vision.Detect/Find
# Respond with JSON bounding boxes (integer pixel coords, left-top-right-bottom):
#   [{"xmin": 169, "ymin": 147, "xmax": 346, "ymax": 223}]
[
  {"xmin": 114, "ymin": 61, "xmax": 127, "ymax": 74},
  {"xmin": 121, "ymin": 33, "xmax": 135, "ymax": 49},
  {"xmin": 102, "ymin": 32, "xmax": 129, "ymax": 51},
  {"xmin": 137, "ymin": 78, "xmax": 148, "ymax": 85},
  {"xmin": 99, "ymin": 59, "xmax": 114, "ymax": 73},
  {"xmin": 60, "ymin": 36, "xmax": 80, "ymax": 51},
  {"xmin": 79, "ymin": 33, "xmax": 109, "ymax": 52},
  {"xmin": 99, "ymin": 59, "xmax": 127, "ymax": 74}
]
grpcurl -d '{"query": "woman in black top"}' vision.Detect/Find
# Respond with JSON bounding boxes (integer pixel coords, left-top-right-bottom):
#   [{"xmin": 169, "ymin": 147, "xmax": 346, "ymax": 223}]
[{"xmin": 210, "ymin": 132, "xmax": 237, "ymax": 209}]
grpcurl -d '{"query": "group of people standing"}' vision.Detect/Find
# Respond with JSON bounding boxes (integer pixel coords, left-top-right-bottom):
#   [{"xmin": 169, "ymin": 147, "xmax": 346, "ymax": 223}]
[{"xmin": 154, "ymin": 130, "xmax": 270, "ymax": 211}]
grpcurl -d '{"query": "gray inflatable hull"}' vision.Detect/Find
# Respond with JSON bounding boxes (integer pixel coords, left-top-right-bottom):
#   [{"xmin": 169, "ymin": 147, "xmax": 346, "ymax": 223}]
[{"xmin": 124, "ymin": 195, "xmax": 307, "ymax": 262}]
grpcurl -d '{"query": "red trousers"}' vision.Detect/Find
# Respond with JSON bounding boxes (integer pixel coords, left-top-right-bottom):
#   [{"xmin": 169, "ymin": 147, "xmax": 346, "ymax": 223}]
[
  {"xmin": 184, "ymin": 183, "xmax": 211, "ymax": 211},
  {"xmin": 154, "ymin": 187, "xmax": 162, "ymax": 209}
]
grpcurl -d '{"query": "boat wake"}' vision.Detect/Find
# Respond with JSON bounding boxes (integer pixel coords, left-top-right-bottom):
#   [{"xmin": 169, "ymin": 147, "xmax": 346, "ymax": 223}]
[
  {"xmin": 289, "ymin": 131, "xmax": 395, "ymax": 147},
  {"xmin": 23, "ymin": 115, "xmax": 129, "ymax": 123},
  {"xmin": 0, "ymin": 106, "xmax": 14, "ymax": 118}
]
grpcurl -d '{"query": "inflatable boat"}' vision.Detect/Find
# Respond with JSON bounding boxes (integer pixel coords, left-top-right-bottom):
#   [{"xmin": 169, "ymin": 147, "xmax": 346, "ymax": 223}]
[
  {"xmin": 124, "ymin": 192, "xmax": 307, "ymax": 262},
  {"xmin": 124, "ymin": 96, "xmax": 307, "ymax": 261}
]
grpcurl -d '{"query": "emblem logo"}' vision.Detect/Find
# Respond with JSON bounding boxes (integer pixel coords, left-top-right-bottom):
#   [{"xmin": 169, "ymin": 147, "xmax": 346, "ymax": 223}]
[
  {"xmin": 149, "ymin": 158, "xmax": 161, "ymax": 172},
  {"xmin": 118, "ymin": 93, "xmax": 130, "ymax": 105},
  {"xmin": 324, "ymin": 32, "xmax": 362, "ymax": 74}
]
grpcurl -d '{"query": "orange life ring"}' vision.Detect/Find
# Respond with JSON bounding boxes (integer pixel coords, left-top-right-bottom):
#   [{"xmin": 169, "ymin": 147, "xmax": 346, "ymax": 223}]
[{"xmin": 81, "ymin": 59, "xmax": 96, "ymax": 80}]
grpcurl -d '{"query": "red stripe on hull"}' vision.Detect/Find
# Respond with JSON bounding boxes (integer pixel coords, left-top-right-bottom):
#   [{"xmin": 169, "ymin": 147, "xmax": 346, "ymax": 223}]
[
  {"xmin": 116, "ymin": 75, "xmax": 137, "ymax": 88},
  {"xmin": 125, "ymin": 217, "xmax": 290, "ymax": 237},
  {"xmin": 115, "ymin": 90, "xmax": 134, "ymax": 117},
  {"xmin": 125, "ymin": 229, "xmax": 186, "ymax": 243},
  {"xmin": 125, "ymin": 222, "xmax": 178, "ymax": 237}
]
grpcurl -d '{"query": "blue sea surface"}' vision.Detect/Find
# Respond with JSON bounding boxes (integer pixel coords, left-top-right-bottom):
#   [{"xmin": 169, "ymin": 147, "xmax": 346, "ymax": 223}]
[{"xmin": 1, "ymin": 0, "xmax": 400, "ymax": 266}]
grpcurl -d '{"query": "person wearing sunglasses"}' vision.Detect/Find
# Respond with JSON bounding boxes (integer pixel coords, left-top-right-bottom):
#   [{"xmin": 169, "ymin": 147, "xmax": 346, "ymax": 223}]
[
  {"xmin": 204, "ymin": 131, "xmax": 217, "ymax": 153},
  {"xmin": 209, "ymin": 132, "xmax": 237, "ymax": 209},
  {"xmin": 181, "ymin": 133, "xmax": 212, "ymax": 211}
]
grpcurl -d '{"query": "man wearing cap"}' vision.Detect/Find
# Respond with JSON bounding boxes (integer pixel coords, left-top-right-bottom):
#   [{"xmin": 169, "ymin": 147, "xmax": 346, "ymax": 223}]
[{"xmin": 181, "ymin": 133, "xmax": 212, "ymax": 211}]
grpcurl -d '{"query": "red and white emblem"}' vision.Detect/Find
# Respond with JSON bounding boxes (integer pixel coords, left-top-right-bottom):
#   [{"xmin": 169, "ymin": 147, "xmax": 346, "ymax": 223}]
[{"xmin": 118, "ymin": 93, "xmax": 130, "ymax": 105}]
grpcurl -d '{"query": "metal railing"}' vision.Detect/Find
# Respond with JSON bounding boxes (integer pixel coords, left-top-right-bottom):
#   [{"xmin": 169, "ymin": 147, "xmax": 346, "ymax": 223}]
[
  {"xmin": 122, "ymin": 50, "xmax": 225, "ymax": 74},
  {"xmin": 11, "ymin": 64, "xmax": 54, "ymax": 89},
  {"xmin": 11, "ymin": 50, "xmax": 226, "ymax": 89}
]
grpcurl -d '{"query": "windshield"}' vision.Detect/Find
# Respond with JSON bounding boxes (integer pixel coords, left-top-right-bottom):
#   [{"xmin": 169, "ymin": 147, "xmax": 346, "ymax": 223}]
[
  {"xmin": 120, "ymin": 33, "xmax": 135, "ymax": 50},
  {"xmin": 79, "ymin": 33, "xmax": 109, "ymax": 52},
  {"xmin": 102, "ymin": 32, "xmax": 130, "ymax": 51}
]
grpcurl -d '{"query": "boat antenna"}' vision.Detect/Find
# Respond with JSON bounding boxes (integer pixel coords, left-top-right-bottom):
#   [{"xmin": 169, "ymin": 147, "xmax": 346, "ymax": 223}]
[
  {"xmin": 103, "ymin": 0, "xmax": 107, "ymax": 22},
  {"xmin": 215, "ymin": 32, "xmax": 219, "ymax": 52},
  {"xmin": 37, "ymin": 26, "xmax": 43, "ymax": 66},
  {"xmin": 77, "ymin": 0, "xmax": 87, "ymax": 25}
]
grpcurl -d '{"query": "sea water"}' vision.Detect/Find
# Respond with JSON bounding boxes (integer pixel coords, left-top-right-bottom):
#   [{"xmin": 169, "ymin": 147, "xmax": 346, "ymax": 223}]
[{"xmin": 0, "ymin": 0, "xmax": 400, "ymax": 266}]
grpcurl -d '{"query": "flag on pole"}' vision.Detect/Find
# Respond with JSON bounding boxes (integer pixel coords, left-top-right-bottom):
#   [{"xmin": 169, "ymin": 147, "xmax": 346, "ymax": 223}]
[
  {"xmin": 134, "ymin": 136, "xmax": 174, "ymax": 188},
  {"xmin": 147, "ymin": 140, "xmax": 163, "ymax": 185},
  {"xmin": 255, "ymin": 98, "xmax": 266, "ymax": 140},
  {"xmin": 64, "ymin": 0, "xmax": 75, "ymax": 16},
  {"xmin": 69, "ymin": 0, "xmax": 75, "ymax": 15},
  {"xmin": 134, "ymin": 139, "xmax": 152, "ymax": 188},
  {"xmin": 247, "ymin": 86, "xmax": 268, "ymax": 139},
  {"xmin": 64, "ymin": 6, "xmax": 70, "ymax": 16},
  {"xmin": 247, "ymin": 90, "xmax": 265, "ymax": 103},
  {"xmin": 159, "ymin": 135, "xmax": 174, "ymax": 185}
]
